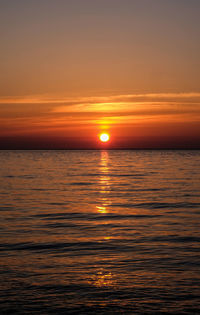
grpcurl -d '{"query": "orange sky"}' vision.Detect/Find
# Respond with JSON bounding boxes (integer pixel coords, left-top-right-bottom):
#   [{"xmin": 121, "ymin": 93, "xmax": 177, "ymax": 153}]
[
  {"xmin": 0, "ymin": 0, "xmax": 200, "ymax": 149},
  {"xmin": 0, "ymin": 92, "xmax": 199, "ymax": 149}
]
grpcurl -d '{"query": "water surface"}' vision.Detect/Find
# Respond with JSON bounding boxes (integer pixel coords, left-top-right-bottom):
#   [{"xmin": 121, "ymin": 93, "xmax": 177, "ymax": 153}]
[{"xmin": 0, "ymin": 150, "xmax": 200, "ymax": 314}]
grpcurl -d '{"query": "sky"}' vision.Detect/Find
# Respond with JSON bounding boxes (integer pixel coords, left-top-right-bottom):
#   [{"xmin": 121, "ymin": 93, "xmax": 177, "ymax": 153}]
[{"xmin": 0, "ymin": 0, "xmax": 200, "ymax": 149}]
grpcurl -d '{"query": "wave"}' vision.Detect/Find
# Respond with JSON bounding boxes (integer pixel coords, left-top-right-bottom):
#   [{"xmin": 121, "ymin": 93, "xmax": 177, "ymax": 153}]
[
  {"xmin": 112, "ymin": 202, "xmax": 200, "ymax": 209},
  {"xmin": 33, "ymin": 212, "xmax": 161, "ymax": 221}
]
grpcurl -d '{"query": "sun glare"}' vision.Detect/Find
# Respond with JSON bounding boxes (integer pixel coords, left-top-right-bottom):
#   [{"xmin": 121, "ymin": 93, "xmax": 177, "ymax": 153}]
[{"xmin": 100, "ymin": 133, "xmax": 110, "ymax": 142}]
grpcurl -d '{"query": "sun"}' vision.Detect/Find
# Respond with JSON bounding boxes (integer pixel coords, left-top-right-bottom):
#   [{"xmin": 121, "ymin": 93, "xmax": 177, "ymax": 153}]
[{"xmin": 99, "ymin": 133, "xmax": 110, "ymax": 142}]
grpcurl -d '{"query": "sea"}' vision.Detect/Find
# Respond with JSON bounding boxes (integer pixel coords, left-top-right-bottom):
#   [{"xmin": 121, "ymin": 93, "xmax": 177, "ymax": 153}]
[{"xmin": 0, "ymin": 150, "xmax": 200, "ymax": 314}]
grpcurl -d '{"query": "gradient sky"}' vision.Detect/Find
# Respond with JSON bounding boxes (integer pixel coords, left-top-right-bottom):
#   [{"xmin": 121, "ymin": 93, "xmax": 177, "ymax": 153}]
[{"xmin": 0, "ymin": 0, "xmax": 200, "ymax": 149}]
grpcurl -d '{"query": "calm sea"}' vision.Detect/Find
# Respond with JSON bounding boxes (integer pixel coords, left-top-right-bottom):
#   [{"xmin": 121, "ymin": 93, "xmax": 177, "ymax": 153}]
[{"xmin": 0, "ymin": 150, "xmax": 200, "ymax": 314}]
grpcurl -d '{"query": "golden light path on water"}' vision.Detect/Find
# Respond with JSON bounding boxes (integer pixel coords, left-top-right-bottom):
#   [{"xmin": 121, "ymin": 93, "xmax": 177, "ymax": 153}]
[
  {"xmin": 91, "ymin": 150, "xmax": 115, "ymax": 288},
  {"xmin": 92, "ymin": 148, "xmax": 135, "ymax": 289},
  {"xmin": 97, "ymin": 151, "xmax": 111, "ymax": 214}
]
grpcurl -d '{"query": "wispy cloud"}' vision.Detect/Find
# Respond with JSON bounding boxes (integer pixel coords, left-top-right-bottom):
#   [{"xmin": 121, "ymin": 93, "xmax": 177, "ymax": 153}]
[{"xmin": 1, "ymin": 92, "xmax": 200, "ymax": 104}]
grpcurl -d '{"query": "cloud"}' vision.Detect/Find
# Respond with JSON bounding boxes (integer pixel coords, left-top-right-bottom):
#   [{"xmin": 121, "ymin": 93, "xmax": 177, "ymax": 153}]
[{"xmin": 1, "ymin": 92, "xmax": 200, "ymax": 104}]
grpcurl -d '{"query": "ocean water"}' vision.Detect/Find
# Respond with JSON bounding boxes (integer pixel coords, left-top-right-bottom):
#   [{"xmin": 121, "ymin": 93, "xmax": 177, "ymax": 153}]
[{"xmin": 0, "ymin": 150, "xmax": 200, "ymax": 314}]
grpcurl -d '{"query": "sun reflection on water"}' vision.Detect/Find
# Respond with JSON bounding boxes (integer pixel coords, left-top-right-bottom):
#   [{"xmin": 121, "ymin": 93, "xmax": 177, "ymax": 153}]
[
  {"xmin": 100, "ymin": 150, "xmax": 109, "ymax": 169},
  {"xmin": 92, "ymin": 151, "xmax": 116, "ymax": 289},
  {"xmin": 96, "ymin": 151, "xmax": 111, "ymax": 214},
  {"xmin": 89, "ymin": 270, "xmax": 115, "ymax": 288},
  {"xmin": 96, "ymin": 205, "xmax": 107, "ymax": 214}
]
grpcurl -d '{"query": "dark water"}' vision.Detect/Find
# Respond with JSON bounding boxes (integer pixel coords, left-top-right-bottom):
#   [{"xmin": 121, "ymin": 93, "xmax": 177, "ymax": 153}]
[{"xmin": 0, "ymin": 150, "xmax": 200, "ymax": 314}]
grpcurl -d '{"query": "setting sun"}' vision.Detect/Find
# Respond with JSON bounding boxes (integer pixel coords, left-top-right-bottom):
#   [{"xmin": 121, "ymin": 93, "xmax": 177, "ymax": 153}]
[{"xmin": 99, "ymin": 133, "xmax": 110, "ymax": 142}]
